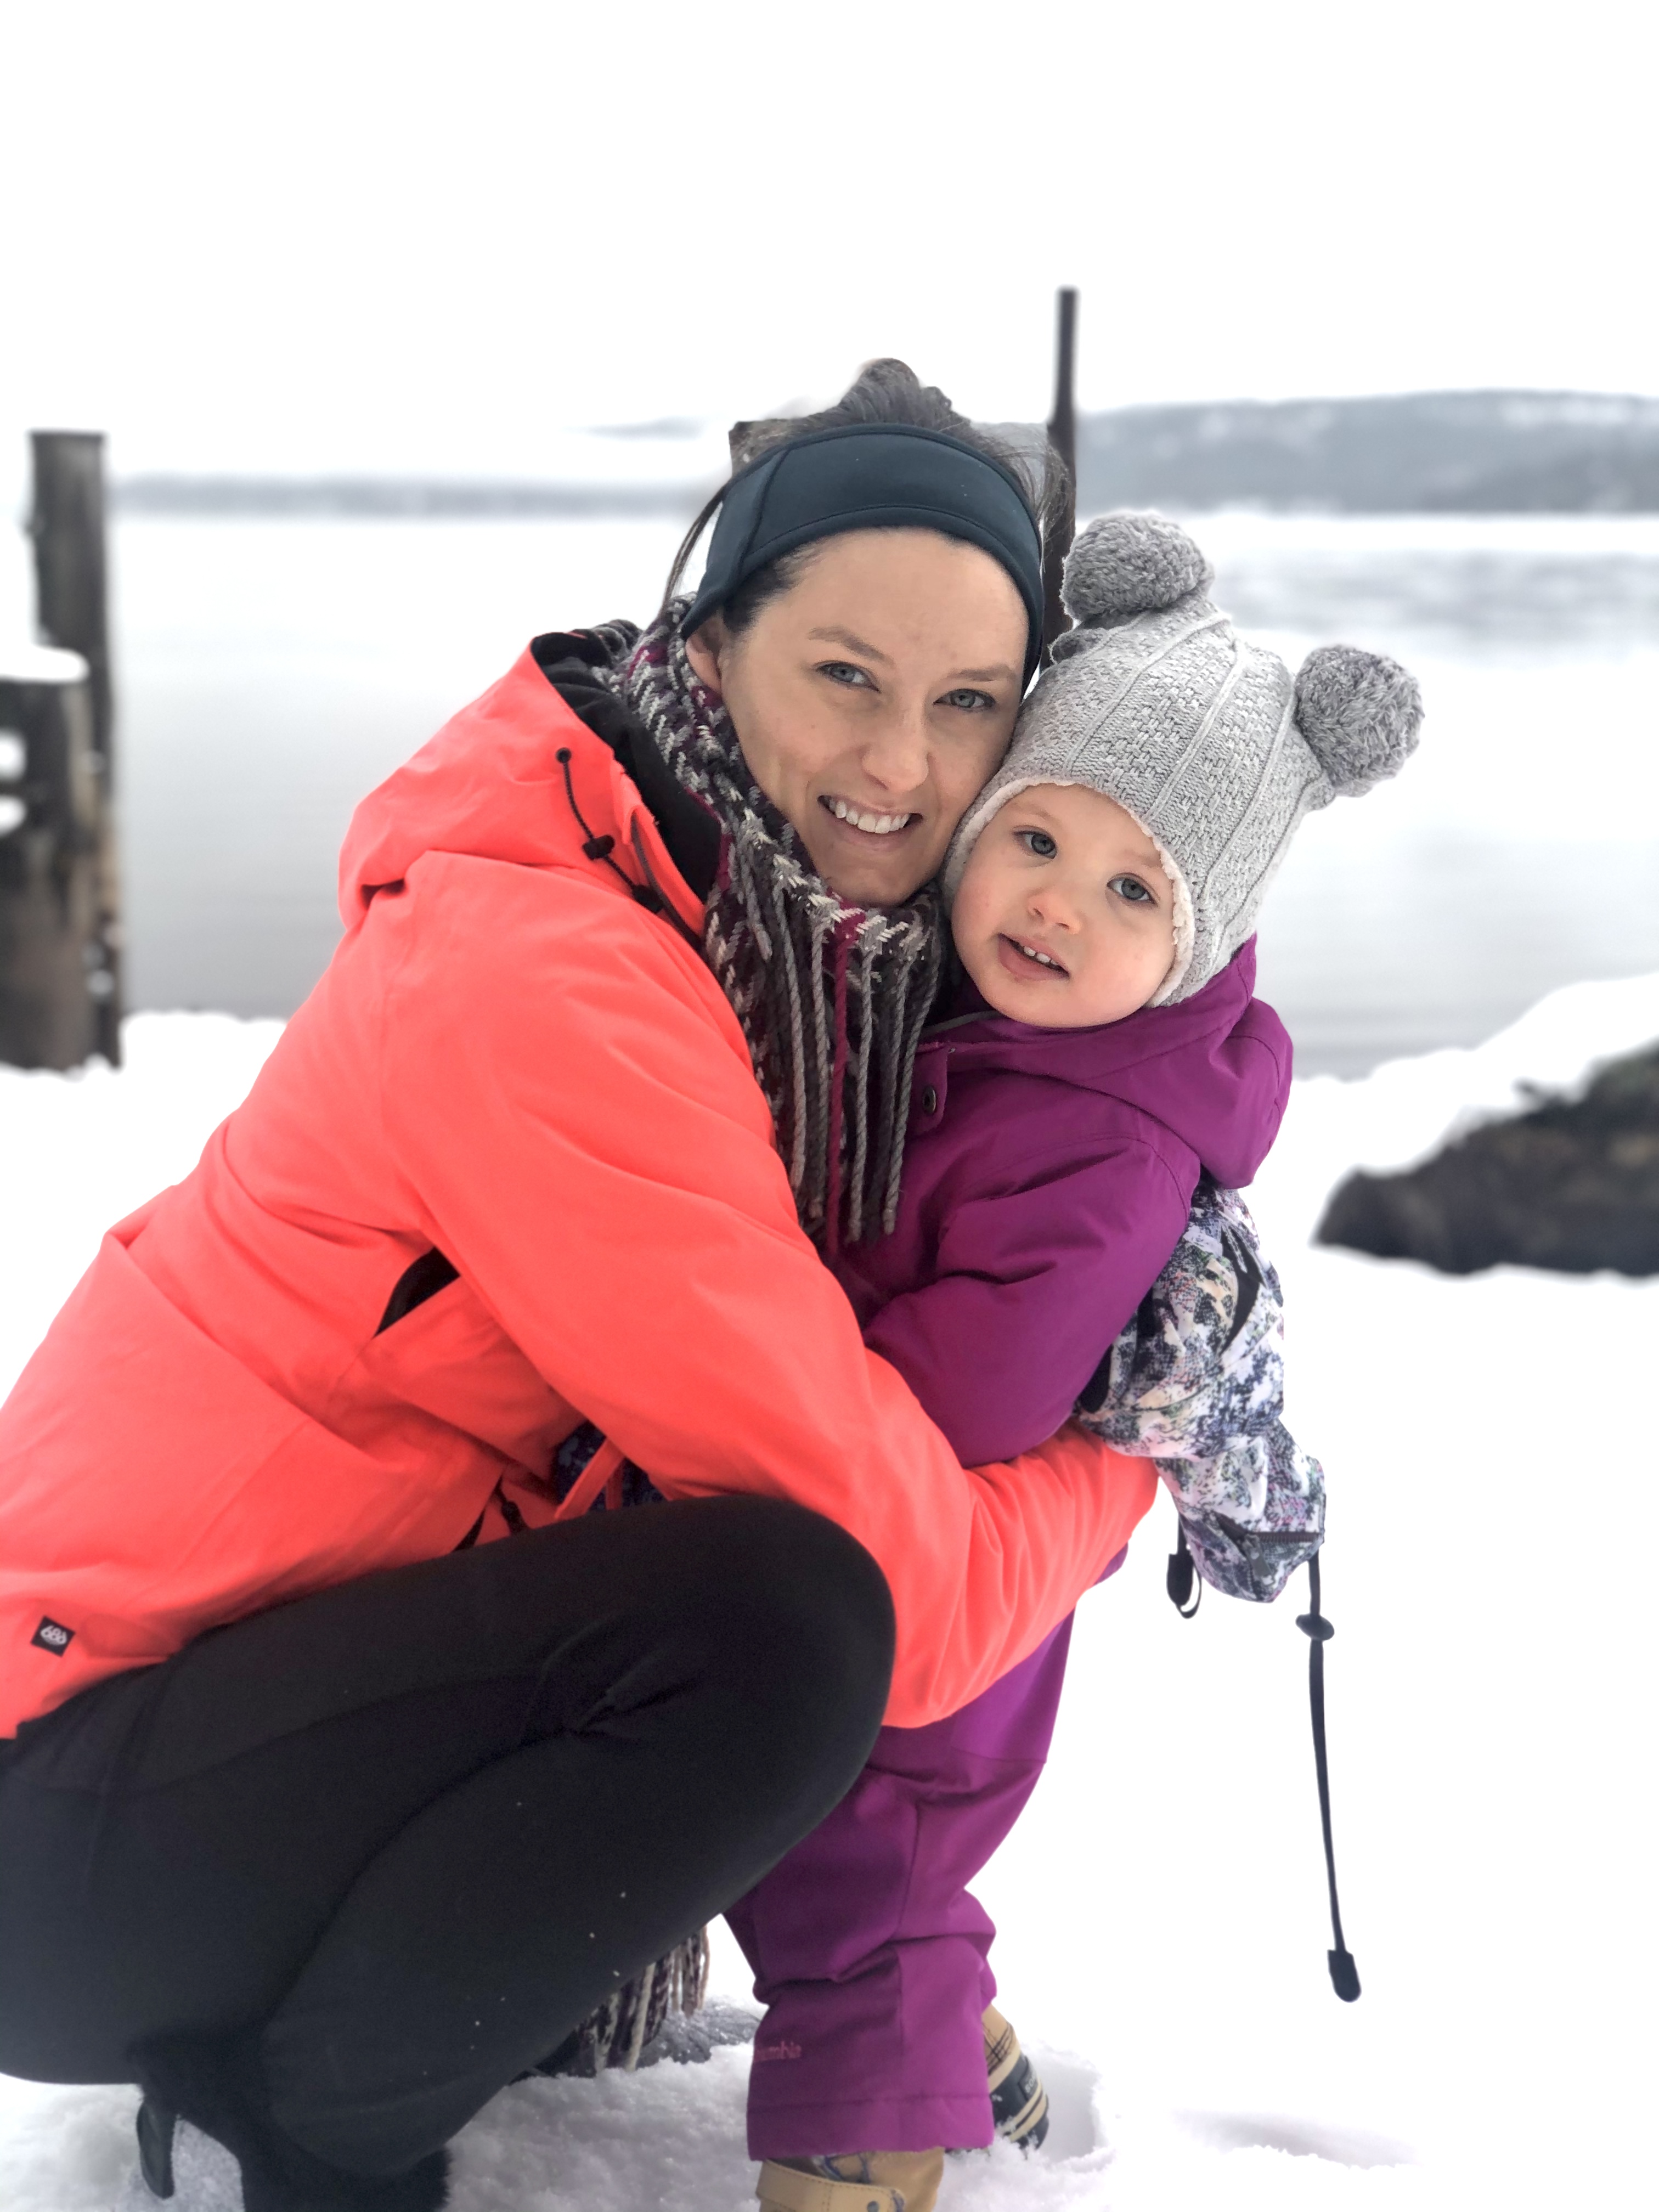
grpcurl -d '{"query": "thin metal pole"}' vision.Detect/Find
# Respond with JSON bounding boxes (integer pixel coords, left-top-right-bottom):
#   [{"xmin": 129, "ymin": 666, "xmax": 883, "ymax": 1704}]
[
  {"xmin": 1041, "ymin": 287, "xmax": 1079, "ymax": 659},
  {"xmin": 29, "ymin": 432, "xmax": 121, "ymax": 1063}
]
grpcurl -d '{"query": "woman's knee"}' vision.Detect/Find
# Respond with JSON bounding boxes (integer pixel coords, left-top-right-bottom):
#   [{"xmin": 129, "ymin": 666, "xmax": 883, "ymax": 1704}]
[
  {"xmin": 719, "ymin": 1495, "xmax": 894, "ymax": 1681},
  {"xmin": 657, "ymin": 1497, "xmax": 895, "ymax": 1789}
]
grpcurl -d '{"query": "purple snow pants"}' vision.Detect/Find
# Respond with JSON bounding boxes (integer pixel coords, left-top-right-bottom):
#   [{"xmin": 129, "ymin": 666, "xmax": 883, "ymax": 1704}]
[{"xmin": 725, "ymin": 1611, "xmax": 1077, "ymax": 2159}]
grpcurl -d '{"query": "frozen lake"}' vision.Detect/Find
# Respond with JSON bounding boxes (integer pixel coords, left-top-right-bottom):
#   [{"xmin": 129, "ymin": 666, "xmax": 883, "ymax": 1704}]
[{"xmin": 46, "ymin": 511, "xmax": 1659, "ymax": 1074}]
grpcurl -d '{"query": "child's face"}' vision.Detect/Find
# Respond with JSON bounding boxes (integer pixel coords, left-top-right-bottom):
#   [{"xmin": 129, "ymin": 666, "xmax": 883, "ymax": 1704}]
[{"xmin": 952, "ymin": 784, "xmax": 1176, "ymax": 1028}]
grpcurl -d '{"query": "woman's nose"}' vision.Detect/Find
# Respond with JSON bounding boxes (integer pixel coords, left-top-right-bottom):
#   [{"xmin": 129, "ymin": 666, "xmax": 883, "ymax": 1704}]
[{"xmin": 860, "ymin": 705, "xmax": 932, "ymax": 794}]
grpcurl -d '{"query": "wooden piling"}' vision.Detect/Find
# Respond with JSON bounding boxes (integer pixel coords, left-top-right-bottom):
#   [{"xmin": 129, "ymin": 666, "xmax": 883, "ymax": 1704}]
[
  {"xmin": 1042, "ymin": 286, "xmax": 1079, "ymax": 658},
  {"xmin": 0, "ymin": 432, "xmax": 122, "ymax": 1068},
  {"xmin": 32, "ymin": 435, "xmax": 114, "ymax": 760}
]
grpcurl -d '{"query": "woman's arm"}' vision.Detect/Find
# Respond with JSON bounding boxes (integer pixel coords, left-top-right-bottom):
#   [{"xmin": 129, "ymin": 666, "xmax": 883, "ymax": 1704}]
[{"xmin": 375, "ymin": 857, "xmax": 1155, "ymax": 1728}]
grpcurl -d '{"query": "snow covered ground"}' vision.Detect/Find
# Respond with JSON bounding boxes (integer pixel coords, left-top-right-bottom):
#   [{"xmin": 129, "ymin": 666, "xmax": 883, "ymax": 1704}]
[{"xmin": 3, "ymin": 981, "xmax": 1657, "ymax": 2209}]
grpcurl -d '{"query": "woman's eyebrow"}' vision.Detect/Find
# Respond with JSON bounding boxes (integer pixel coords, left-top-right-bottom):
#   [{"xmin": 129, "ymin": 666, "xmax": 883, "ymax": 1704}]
[
  {"xmin": 805, "ymin": 629, "xmax": 1016, "ymax": 686},
  {"xmin": 808, "ymin": 625, "xmax": 892, "ymax": 665}
]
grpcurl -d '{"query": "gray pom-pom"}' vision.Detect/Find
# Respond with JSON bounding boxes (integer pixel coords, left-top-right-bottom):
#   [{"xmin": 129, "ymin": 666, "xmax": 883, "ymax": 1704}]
[
  {"xmin": 1061, "ymin": 511, "xmax": 1214, "ymax": 627},
  {"xmin": 1294, "ymin": 645, "xmax": 1423, "ymax": 796}
]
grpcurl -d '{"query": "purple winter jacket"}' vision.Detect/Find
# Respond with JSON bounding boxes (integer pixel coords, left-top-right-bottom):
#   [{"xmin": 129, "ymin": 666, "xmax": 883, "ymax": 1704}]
[{"xmin": 830, "ymin": 939, "xmax": 1293, "ymax": 1470}]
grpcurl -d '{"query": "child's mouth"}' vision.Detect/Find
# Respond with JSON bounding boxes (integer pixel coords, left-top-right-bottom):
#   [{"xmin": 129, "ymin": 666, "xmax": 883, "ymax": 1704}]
[{"xmin": 997, "ymin": 934, "xmax": 1070, "ymax": 980}]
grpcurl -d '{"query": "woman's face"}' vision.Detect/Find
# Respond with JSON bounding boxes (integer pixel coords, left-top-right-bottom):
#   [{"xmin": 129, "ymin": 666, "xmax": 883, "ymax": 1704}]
[{"xmin": 685, "ymin": 528, "xmax": 1028, "ymax": 907}]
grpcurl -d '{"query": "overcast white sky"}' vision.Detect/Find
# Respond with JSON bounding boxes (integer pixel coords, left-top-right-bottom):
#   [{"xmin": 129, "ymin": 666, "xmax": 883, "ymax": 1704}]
[{"xmin": 2, "ymin": 0, "xmax": 1655, "ymax": 495}]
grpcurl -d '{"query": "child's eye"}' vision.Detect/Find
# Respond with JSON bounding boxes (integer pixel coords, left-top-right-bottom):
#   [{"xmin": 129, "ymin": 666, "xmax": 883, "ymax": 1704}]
[
  {"xmin": 1017, "ymin": 830, "xmax": 1059, "ymax": 860},
  {"xmin": 1109, "ymin": 873, "xmax": 1155, "ymax": 905}
]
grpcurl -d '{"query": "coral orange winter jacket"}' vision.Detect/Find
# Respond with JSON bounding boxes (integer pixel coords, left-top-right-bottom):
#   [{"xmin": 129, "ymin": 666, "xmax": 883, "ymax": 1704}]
[{"xmin": 0, "ymin": 647, "xmax": 1156, "ymax": 1739}]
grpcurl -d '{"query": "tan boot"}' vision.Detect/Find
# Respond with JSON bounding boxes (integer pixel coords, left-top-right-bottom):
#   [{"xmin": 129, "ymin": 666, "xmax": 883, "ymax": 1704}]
[
  {"xmin": 983, "ymin": 2004, "xmax": 1049, "ymax": 2150},
  {"xmin": 756, "ymin": 2149, "xmax": 945, "ymax": 2212}
]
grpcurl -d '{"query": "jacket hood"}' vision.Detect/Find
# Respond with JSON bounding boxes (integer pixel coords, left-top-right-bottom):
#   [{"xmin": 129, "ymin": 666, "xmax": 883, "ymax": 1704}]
[
  {"xmin": 335, "ymin": 647, "xmax": 703, "ymax": 939},
  {"xmin": 934, "ymin": 939, "xmax": 1290, "ymax": 1189}
]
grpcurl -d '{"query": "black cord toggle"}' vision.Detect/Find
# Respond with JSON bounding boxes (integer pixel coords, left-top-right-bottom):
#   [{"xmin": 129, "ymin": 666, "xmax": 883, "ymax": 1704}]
[
  {"xmin": 554, "ymin": 742, "xmax": 703, "ymax": 952},
  {"xmin": 1296, "ymin": 1608, "xmax": 1335, "ymax": 1643},
  {"xmin": 1166, "ymin": 1523, "xmax": 1201, "ymax": 1618},
  {"xmin": 557, "ymin": 747, "xmax": 636, "ymax": 898}
]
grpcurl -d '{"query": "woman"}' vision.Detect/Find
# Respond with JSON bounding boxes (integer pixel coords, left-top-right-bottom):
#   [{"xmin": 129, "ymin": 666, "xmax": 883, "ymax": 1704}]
[{"xmin": 0, "ymin": 364, "xmax": 1155, "ymax": 2212}]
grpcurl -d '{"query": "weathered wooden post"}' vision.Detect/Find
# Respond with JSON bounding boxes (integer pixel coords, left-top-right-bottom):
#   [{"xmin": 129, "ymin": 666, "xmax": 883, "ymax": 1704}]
[
  {"xmin": 33, "ymin": 430, "xmax": 122, "ymax": 1064},
  {"xmin": 1042, "ymin": 286, "xmax": 1079, "ymax": 658},
  {"xmin": 0, "ymin": 431, "xmax": 122, "ymax": 1068}
]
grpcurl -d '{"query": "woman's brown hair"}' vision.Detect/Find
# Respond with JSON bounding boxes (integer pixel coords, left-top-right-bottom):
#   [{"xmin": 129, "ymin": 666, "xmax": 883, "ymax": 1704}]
[{"xmin": 661, "ymin": 358, "xmax": 1070, "ymax": 638}]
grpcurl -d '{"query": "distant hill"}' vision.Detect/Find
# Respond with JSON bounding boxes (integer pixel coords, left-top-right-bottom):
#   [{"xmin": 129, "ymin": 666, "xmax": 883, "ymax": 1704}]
[
  {"xmin": 112, "ymin": 476, "xmax": 703, "ymax": 518},
  {"xmin": 112, "ymin": 392, "xmax": 1659, "ymax": 517},
  {"xmin": 1074, "ymin": 391, "xmax": 1659, "ymax": 513}
]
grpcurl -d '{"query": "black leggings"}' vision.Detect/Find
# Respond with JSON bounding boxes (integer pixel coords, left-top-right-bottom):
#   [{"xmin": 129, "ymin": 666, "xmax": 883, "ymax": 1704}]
[{"xmin": 0, "ymin": 1498, "xmax": 893, "ymax": 2180}]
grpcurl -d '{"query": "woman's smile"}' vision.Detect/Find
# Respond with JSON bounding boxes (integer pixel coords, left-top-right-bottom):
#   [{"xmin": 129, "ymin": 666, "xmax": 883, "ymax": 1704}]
[{"xmin": 819, "ymin": 794, "xmax": 923, "ymax": 840}]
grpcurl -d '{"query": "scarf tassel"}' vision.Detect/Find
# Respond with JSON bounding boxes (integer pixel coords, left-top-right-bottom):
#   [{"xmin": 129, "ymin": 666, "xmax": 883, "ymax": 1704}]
[{"xmin": 821, "ymin": 917, "xmax": 857, "ymax": 1258}]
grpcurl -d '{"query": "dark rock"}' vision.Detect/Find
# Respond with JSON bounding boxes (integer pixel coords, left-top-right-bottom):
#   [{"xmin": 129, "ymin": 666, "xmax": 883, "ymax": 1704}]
[{"xmin": 1315, "ymin": 1044, "xmax": 1659, "ymax": 1276}]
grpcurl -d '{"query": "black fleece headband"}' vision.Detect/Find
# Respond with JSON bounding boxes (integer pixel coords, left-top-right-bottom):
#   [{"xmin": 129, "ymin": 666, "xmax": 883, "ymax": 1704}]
[{"xmin": 679, "ymin": 424, "xmax": 1045, "ymax": 683}]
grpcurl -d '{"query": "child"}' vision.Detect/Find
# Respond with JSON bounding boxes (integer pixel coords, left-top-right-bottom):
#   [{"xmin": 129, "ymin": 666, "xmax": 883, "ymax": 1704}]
[{"xmin": 734, "ymin": 511, "xmax": 1422, "ymax": 2212}]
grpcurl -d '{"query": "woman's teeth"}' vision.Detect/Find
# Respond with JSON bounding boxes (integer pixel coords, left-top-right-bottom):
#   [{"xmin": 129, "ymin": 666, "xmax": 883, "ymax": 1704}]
[{"xmin": 825, "ymin": 798, "xmax": 914, "ymax": 836}]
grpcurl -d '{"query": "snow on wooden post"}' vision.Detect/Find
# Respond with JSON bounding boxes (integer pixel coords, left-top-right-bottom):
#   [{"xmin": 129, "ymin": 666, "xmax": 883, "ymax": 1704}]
[{"xmin": 0, "ymin": 432, "xmax": 123, "ymax": 1069}]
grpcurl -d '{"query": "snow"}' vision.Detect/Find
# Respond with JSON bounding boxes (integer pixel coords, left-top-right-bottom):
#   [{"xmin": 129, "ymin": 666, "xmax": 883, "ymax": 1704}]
[
  {"xmin": 0, "ymin": 1015, "xmax": 284, "ymax": 1402},
  {"xmin": 4, "ymin": 984, "xmax": 1657, "ymax": 2210},
  {"xmin": 0, "ymin": 641, "xmax": 88, "ymax": 686}
]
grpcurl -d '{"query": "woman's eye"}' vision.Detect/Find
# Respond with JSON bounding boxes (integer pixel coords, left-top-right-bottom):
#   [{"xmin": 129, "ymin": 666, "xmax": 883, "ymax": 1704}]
[
  {"xmin": 1109, "ymin": 873, "xmax": 1155, "ymax": 905},
  {"xmin": 939, "ymin": 687, "xmax": 996, "ymax": 713},
  {"xmin": 1017, "ymin": 830, "xmax": 1059, "ymax": 860},
  {"xmin": 817, "ymin": 661, "xmax": 874, "ymax": 689}
]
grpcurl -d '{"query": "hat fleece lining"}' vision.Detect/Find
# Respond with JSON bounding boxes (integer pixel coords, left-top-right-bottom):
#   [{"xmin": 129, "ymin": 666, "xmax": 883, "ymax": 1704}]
[{"xmin": 943, "ymin": 777, "xmax": 1194, "ymax": 1012}]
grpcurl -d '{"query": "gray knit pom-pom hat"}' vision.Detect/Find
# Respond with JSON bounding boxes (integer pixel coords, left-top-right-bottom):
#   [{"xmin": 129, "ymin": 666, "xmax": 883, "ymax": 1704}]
[{"xmin": 943, "ymin": 512, "xmax": 1423, "ymax": 1004}]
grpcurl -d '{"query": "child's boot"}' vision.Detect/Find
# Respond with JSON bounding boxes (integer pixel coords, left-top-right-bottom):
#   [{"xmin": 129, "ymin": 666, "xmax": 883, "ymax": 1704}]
[
  {"xmin": 983, "ymin": 2004, "xmax": 1049, "ymax": 2150},
  {"xmin": 755, "ymin": 2150, "xmax": 944, "ymax": 2212}
]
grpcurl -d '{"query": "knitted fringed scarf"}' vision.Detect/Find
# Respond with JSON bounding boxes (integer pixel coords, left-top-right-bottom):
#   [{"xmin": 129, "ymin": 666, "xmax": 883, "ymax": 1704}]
[
  {"xmin": 605, "ymin": 606, "xmax": 945, "ymax": 1251},
  {"xmin": 530, "ymin": 1928, "xmax": 711, "ymax": 2080}
]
